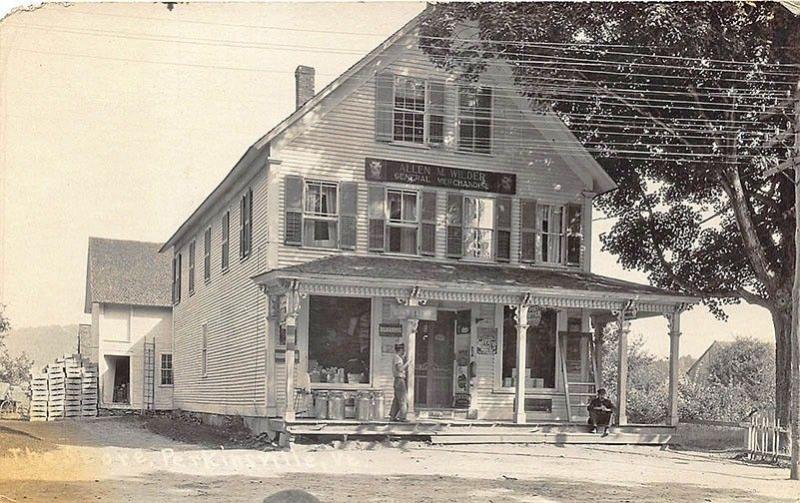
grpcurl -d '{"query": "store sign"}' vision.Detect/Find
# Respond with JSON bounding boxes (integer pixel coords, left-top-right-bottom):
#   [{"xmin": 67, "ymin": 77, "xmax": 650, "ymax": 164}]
[
  {"xmin": 388, "ymin": 304, "xmax": 438, "ymax": 321},
  {"xmin": 378, "ymin": 323, "xmax": 403, "ymax": 337},
  {"xmin": 365, "ymin": 157, "xmax": 516, "ymax": 195}
]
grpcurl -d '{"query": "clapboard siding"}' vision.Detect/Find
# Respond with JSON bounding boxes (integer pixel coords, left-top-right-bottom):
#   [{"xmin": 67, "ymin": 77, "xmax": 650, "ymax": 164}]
[
  {"xmin": 171, "ymin": 166, "xmax": 271, "ymax": 417},
  {"xmin": 272, "ymin": 43, "xmax": 589, "ymax": 269}
]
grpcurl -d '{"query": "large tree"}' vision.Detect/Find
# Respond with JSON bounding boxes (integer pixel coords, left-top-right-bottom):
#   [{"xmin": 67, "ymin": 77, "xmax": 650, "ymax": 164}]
[{"xmin": 419, "ymin": 2, "xmax": 800, "ymax": 424}]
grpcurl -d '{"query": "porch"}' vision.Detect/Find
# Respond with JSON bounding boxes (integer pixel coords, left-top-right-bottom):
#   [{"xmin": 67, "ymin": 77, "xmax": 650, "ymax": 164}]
[
  {"xmin": 252, "ymin": 255, "xmax": 697, "ymax": 438},
  {"xmin": 267, "ymin": 417, "xmax": 676, "ymax": 445}
]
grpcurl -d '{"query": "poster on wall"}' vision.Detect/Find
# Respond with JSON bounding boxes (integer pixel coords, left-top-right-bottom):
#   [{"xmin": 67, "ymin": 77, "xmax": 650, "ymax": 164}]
[{"xmin": 476, "ymin": 327, "xmax": 497, "ymax": 355}]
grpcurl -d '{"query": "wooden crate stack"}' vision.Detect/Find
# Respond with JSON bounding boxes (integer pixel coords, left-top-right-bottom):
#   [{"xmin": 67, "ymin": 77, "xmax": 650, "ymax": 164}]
[
  {"xmin": 29, "ymin": 375, "xmax": 49, "ymax": 422},
  {"xmin": 46, "ymin": 363, "xmax": 66, "ymax": 421},
  {"xmin": 81, "ymin": 363, "xmax": 98, "ymax": 417},
  {"xmin": 28, "ymin": 354, "xmax": 99, "ymax": 421}
]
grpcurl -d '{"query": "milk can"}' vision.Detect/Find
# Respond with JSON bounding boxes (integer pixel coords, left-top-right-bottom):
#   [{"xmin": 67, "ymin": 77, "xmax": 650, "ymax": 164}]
[
  {"xmin": 313, "ymin": 390, "xmax": 329, "ymax": 419},
  {"xmin": 356, "ymin": 391, "xmax": 372, "ymax": 421},
  {"xmin": 327, "ymin": 391, "xmax": 345, "ymax": 420},
  {"xmin": 371, "ymin": 390, "xmax": 385, "ymax": 421}
]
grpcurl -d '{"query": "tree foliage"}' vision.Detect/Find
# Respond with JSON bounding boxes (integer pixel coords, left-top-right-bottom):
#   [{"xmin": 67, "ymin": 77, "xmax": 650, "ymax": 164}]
[
  {"xmin": 419, "ymin": 1, "xmax": 800, "ymax": 422},
  {"xmin": 0, "ymin": 306, "xmax": 32, "ymax": 386}
]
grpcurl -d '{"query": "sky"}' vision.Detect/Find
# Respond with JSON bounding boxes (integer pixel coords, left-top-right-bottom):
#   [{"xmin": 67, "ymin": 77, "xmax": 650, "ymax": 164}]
[{"xmin": 0, "ymin": 1, "xmax": 776, "ymax": 359}]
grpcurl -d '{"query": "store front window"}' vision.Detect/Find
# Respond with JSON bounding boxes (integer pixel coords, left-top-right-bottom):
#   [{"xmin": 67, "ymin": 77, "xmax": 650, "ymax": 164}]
[
  {"xmin": 308, "ymin": 295, "xmax": 372, "ymax": 385},
  {"xmin": 501, "ymin": 307, "xmax": 557, "ymax": 388}
]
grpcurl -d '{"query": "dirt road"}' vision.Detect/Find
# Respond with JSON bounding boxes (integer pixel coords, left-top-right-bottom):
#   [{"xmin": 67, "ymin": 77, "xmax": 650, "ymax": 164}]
[{"xmin": 0, "ymin": 417, "xmax": 797, "ymax": 502}]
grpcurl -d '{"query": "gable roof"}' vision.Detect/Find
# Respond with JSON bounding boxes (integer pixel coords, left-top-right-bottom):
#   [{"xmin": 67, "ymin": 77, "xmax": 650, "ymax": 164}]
[
  {"xmin": 84, "ymin": 237, "xmax": 172, "ymax": 313},
  {"xmin": 160, "ymin": 6, "xmax": 618, "ymax": 252}
]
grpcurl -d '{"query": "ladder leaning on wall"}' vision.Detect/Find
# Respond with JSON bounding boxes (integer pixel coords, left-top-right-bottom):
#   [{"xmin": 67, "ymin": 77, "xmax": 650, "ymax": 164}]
[{"xmin": 142, "ymin": 339, "xmax": 156, "ymax": 412}]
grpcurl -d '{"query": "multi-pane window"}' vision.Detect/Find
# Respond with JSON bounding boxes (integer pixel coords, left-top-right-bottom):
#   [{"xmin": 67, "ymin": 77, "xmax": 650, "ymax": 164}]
[
  {"xmin": 538, "ymin": 205, "xmax": 564, "ymax": 264},
  {"xmin": 201, "ymin": 323, "xmax": 208, "ymax": 377},
  {"xmin": 386, "ymin": 189, "xmax": 419, "ymax": 254},
  {"xmin": 458, "ymin": 86, "xmax": 492, "ymax": 153},
  {"xmin": 464, "ymin": 196, "xmax": 495, "ymax": 260},
  {"xmin": 221, "ymin": 211, "xmax": 230, "ymax": 271},
  {"xmin": 393, "ymin": 76, "xmax": 426, "ymax": 144},
  {"xmin": 303, "ymin": 180, "xmax": 338, "ymax": 248},
  {"xmin": 160, "ymin": 354, "xmax": 173, "ymax": 385},
  {"xmin": 203, "ymin": 227, "xmax": 211, "ymax": 283},
  {"xmin": 239, "ymin": 189, "xmax": 253, "ymax": 259},
  {"xmin": 188, "ymin": 241, "xmax": 196, "ymax": 295}
]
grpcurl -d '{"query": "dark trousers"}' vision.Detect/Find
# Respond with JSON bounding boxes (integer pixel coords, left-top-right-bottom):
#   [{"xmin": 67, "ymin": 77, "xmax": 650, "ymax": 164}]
[
  {"xmin": 390, "ymin": 377, "xmax": 408, "ymax": 420},
  {"xmin": 589, "ymin": 409, "xmax": 612, "ymax": 427}
]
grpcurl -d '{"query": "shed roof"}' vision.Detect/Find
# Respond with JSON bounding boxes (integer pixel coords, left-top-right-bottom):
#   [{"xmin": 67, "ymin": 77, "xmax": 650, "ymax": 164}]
[
  {"xmin": 256, "ymin": 255, "xmax": 695, "ymax": 302},
  {"xmin": 84, "ymin": 237, "xmax": 172, "ymax": 313}
]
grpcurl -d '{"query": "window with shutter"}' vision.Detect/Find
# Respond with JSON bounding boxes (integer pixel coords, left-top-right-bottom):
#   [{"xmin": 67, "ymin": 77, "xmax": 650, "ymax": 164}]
[
  {"xmin": 458, "ymin": 86, "xmax": 492, "ymax": 153},
  {"xmin": 393, "ymin": 76, "xmax": 427, "ymax": 144},
  {"xmin": 188, "ymin": 240, "xmax": 196, "ymax": 295},
  {"xmin": 446, "ymin": 193, "xmax": 463, "ymax": 258},
  {"xmin": 520, "ymin": 199, "xmax": 537, "ymax": 263},
  {"xmin": 565, "ymin": 203, "xmax": 583, "ymax": 266},
  {"xmin": 367, "ymin": 185, "xmax": 385, "ymax": 252},
  {"xmin": 420, "ymin": 191, "xmax": 437, "ymax": 256},
  {"xmin": 239, "ymin": 188, "xmax": 253, "ymax": 259},
  {"xmin": 463, "ymin": 195, "xmax": 495, "ymax": 260},
  {"xmin": 538, "ymin": 205, "xmax": 564, "ymax": 264},
  {"xmin": 221, "ymin": 211, "xmax": 230, "ymax": 270},
  {"xmin": 339, "ymin": 182, "xmax": 358, "ymax": 250},
  {"xmin": 495, "ymin": 196, "xmax": 512, "ymax": 262},
  {"xmin": 173, "ymin": 253, "xmax": 182, "ymax": 304},
  {"xmin": 303, "ymin": 180, "xmax": 338, "ymax": 248},
  {"xmin": 284, "ymin": 176, "xmax": 304, "ymax": 246},
  {"xmin": 386, "ymin": 188, "xmax": 419, "ymax": 254}
]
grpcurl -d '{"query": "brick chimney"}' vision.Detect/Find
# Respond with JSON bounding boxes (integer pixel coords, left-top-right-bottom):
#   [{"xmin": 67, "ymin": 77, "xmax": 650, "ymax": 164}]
[{"xmin": 295, "ymin": 65, "xmax": 315, "ymax": 109}]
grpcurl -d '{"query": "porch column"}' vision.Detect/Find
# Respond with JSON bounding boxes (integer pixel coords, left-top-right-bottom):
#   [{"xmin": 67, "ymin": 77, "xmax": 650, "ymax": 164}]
[
  {"xmin": 666, "ymin": 308, "xmax": 683, "ymax": 426},
  {"xmin": 513, "ymin": 304, "xmax": 530, "ymax": 424},
  {"xmin": 615, "ymin": 308, "xmax": 629, "ymax": 426},
  {"xmin": 590, "ymin": 316, "xmax": 608, "ymax": 388},
  {"xmin": 281, "ymin": 282, "xmax": 303, "ymax": 422},
  {"xmin": 403, "ymin": 316, "xmax": 419, "ymax": 417}
]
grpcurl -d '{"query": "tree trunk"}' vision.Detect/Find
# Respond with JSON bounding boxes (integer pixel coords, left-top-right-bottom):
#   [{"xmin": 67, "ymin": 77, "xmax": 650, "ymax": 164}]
[{"xmin": 772, "ymin": 310, "xmax": 792, "ymax": 442}]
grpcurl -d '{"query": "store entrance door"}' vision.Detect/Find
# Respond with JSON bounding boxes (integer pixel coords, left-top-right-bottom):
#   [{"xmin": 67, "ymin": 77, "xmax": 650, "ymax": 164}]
[{"xmin": 414, "ymin": 311, "xmax": 456, "ymax": 409}]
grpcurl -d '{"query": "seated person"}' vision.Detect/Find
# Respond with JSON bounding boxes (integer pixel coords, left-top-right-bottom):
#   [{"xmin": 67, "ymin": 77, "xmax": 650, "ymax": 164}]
[{"xmin": 587, "ymin": 388, "xmax": 614, "ymax": 434}]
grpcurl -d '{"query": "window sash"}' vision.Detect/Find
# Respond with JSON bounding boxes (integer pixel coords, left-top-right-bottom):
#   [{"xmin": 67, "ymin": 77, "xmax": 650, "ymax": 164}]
[
  {"xmin": 304, "ymin": 181, "xmax": 338, "ymax": 217},
  {"xmin": 385, "ymin": 189, "xmax": 419, "ymax": 254},
  {"xmin": 538, "ymin": 205, "xmax": 564, "ymax": 264},
  {"xmin": 393, "ymin": 76, "xmax": 427, "ymax": 144},
  {"xmin": 458, "ymin": 87, "xmax": 492, "ymax": 153},
  {"xmin": 160, "ymin": 354, "xmax": 173, "ymax": 385},
  {"xmin": 463, "ymin": 196, "xmax": 495, "ymax": 260}
]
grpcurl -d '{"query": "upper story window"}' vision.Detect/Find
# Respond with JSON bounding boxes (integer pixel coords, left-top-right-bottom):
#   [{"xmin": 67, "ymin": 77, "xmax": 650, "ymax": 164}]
[
  {"xmin": 239, "ymin": 188, "xmax": 253, "ymax": 260},
  {"xmin": 203, "ymin": 227, "xmax": 211, "ymax": 283},
  {"xmin": 171, "ymin": 253, "xmax": 182, "ymax": 305},
  {"xmin": 221, "ymin": 211, "xmax": 230, "ymax": 271},
  {"xmin": 386, "ymin": 189, "xmax": 419, "ymax": 254},
  {"xmin": 538, "ymin": 205, "xmax": 564, "ymax": 264},
  {"xmin": 303, "ymin": 180, "xmax": 338, "ymax": 248},
  {"xmin": 458, "ymin": 86, "xmax": 492, "ymax": 154},
  {"xmin": 188, "ymin": 240, "xmax": 196, "ymax": 295},
  {"xmin": 393, "ymin": 76, "xmax": 426, "ymax": 144},
  {"xmin": 463, "ymin": 195, "xmax": 495, "ymax": 260}
]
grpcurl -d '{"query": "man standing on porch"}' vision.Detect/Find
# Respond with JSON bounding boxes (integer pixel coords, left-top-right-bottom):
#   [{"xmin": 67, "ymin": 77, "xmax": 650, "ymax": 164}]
[{"xmin": 390, "ymin": 343, "xmax": 409, "ymax": 422}]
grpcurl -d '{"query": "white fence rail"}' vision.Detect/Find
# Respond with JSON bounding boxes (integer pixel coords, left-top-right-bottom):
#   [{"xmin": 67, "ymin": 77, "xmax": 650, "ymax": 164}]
[{"xmin": 747, "ymin": 412, "xmax": 787, "ymax": 460}]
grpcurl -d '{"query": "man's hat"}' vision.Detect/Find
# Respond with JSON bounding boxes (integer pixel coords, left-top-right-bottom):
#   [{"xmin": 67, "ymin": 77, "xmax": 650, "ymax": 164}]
[{"xmin": 394, "ymin": 342, "xmax": 405, "ymax": 350}]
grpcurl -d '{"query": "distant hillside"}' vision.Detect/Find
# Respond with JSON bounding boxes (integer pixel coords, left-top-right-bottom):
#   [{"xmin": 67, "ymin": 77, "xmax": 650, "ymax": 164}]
[{"xmin": 3, "ymin": 324, "xmax": 79, "ymax": 371}]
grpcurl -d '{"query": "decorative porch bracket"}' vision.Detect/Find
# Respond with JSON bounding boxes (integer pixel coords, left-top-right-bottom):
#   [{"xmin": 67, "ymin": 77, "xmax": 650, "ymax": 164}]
[
  {"xmin": 510, "ymin": 293, "xmax": 542, "ymax": 424},
  {"xmin": 664, "ymin": 303, "xmax": 690, "ymax": 427},
  {"xmin": 396, "ymin": 286, "xmax": 426, "ymax": 417},
  {"xmin": 611, "ymin": 298, "xmax": 638, "ymax": 426}
]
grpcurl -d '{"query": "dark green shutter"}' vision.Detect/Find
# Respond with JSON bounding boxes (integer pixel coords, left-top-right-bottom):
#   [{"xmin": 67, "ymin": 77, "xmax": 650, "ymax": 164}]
[
  {"xmin": 446, "ymin": 193, "xmax": 463, "ymax": 258},
  {"xmin": 428, "ymin": 80, "xmax": 445, "ymax": 147},
  {"xmin": 339, "ymin": 182, "xmax": 358, "ymax": 250},
  {"xmin": 520, "ymin": 199, "xmax": 537, "ymax": 263},
  {"xmin": 495, "ymin": 196, "xmax": 512, "ymax": 262},
  {"xmin": 284, "ymin": 176, "xmax": 303, "ymax": 246},
  {"xmin": 420, "ymin": 191, "xmax": 437, "ymax": 256},
  {"xmin": 375, "ymin": 72, "xmax": 394, "ymax": 142},
  {"xmin": 367, "ymin": 185, "xmax": 385, "ymax": 251}
]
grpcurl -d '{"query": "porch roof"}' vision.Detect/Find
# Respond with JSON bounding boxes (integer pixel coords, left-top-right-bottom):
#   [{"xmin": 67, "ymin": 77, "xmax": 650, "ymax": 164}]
[{"xmin": 253, "ymin": 255, "xmax": 697, "ymax": 314}]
